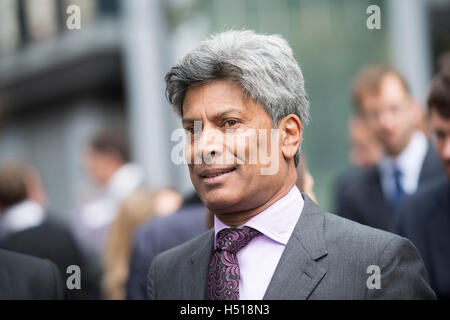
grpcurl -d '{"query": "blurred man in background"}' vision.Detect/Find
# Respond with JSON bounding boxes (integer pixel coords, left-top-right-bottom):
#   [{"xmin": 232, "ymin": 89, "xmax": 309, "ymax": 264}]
[
  {"xmin": 348, "ymin": 115, "xmax": 384, "ymax": 168},
  {"xmin": 73, "ymin": 127, "xmax": 145, "ymax": 257},
  {"xmin": 395, "ymin": 54, "xmax": 450, "ymax": 299},
  {"xmin": 0, "ymin": 161, "xmax": 98, "ymax": 299},
  {"xmin": 336, "ymin": 65, "xmax": 444, "ymax": 231},
  {"xmin": 334, "ymin": 115, "xmax": 384, "ymax": 210}
]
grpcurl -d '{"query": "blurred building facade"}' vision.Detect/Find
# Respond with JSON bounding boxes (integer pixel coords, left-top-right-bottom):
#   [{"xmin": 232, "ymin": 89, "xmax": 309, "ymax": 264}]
[{"xmin": 0, "ymin": 0, "xmax": 449, "ymax": 220}]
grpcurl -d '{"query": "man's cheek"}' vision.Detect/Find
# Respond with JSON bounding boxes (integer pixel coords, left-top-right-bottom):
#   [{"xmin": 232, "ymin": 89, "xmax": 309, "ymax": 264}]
[
  {"xmin": 185, "ymin": 141, "xmax": 201, "ymax": 165},
  {"xmin": 234, "ymin": 129, "xmax": 259, "ymax": 165}
]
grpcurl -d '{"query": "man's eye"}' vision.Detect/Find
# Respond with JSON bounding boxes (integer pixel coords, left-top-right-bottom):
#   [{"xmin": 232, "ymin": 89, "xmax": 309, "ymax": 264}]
[
  {"xmin": 435, "ymin": 131, "xmax": 446, "ymax": 140},
  {"xmin": 224, "ymin": 119, "xmax": 239, "ymax": 127}
]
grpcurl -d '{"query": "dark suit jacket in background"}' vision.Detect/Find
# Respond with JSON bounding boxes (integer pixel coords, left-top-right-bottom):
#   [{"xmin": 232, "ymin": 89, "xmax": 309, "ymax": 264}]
[
  {"xmin": 335, "ymin": 144, "xmax": 444, "ymax": 232},
  {"xmin": 147, "ymin": 194, "xmax": 435, "ymax": 300},
  {"xmin": 126, "ymin": 203, "xmax": 206, "ymax": 300},
  {"xmin": 395, "ymin": 177, "xmax": 450, "ymax": 300},
  {"xmin": 0, "ymin": 218, "xmax": 100, "ymax": 299},
  {"xmin": 0, "ymin": 249, "xmax": 64, "ymax": 300}
]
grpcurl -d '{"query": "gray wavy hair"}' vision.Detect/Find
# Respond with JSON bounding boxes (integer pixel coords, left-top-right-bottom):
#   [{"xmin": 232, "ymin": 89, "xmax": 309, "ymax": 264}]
[{"xmin": 165, "ymin": 30, "xmax": 310, "ymax": 167}]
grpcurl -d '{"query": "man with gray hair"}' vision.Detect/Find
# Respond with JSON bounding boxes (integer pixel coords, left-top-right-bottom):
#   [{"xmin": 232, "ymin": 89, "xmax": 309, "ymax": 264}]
[{"xmin": 147, "ymin": 30, "xmax": 435, "ymax": 300}]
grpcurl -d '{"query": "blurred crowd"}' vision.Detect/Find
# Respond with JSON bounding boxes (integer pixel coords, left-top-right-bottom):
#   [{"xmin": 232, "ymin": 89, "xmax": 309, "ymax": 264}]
[
  {"xmin": 1, "ymin": 51, "xmax": 449, "ymax": 300},
  {"xmin": 335, "ymin": 54, "xmax": 450, "ymax": 299}
]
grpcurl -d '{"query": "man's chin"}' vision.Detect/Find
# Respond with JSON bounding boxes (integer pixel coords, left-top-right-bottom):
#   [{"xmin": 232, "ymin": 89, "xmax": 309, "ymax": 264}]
[
  {"xmin": 384, "ymin": 140, "xmax": 403, "ymax": 156},
  {"xmin": 200, "ymin": 191, "xmax": 240, "ymax": 212}
]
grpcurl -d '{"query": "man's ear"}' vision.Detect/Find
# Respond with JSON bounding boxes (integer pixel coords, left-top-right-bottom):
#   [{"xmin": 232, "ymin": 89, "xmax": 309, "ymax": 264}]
[{"xmin": 279, "ymin": 114, "xmax": 302, "ymax": 161}]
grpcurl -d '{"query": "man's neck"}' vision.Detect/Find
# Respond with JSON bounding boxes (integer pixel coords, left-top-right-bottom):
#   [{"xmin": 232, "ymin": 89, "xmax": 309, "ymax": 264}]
[{"xmin": 213, "ymin": 181, "xmax": 296, "ymax": 228}]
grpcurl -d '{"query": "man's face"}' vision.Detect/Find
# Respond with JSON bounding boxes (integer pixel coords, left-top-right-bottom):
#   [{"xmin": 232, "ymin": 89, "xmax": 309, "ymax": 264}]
[
  {"xmin": 430, "ymin": 110, "xmax": 450, "ymax": 178},
  {"xmin": 349, "ymin": 119, "xmax": 383, "ymax": 168},
  {"xmin": 360, "ymin": 75, "xmax": 416, "ymax": 156},
  {"xmin": 182, "ymin": 80, "xmax": 288, "ymax": 214},
  {"xmin": 83, "ymin": 147, "xmax": 119, "ymax": 186}
]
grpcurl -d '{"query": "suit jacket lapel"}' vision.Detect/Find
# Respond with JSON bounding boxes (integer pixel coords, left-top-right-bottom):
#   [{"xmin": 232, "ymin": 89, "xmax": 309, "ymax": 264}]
[
  {"xmin": 188, "ymin": 230, "xmax": 214, "ymax": 299},
  {"xmin": 263, "ymin": 194, "xmax": 328, "ymax": 300},
  {"xmin": 419, "ymin": 143, "xmax": 444, "ymax": 183},
  {"xmin": 368, "ymin": 168, "xmax": 393, "ymax": 228}
]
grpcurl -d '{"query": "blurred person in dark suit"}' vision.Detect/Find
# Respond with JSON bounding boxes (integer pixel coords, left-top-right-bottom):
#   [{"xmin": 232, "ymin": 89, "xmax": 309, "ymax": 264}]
[
  {"xmin": 126, "ymin": 191, "xmax": 206, "ymax": 300},
  {"xmin": 395, "ymin": 54, "xmax": 450, "ymax": 299},
  {"xmin": 336, "ymin": 65, "xmax": 444, "ymax": 232},
  {"xmin": 102, "ymin": 187, "xmax": 181, "ymax": 299},
  {"xmin": 0, "ymin": 249, "xmax": 64, "ymax": 300},
  {"xmin": 334, "ymin": 115, "xmax": 384, "ymax": 212},
  {"xmin": 0, "ymin": 161, "xmax": 99, "ymax": 299},
  {"xmin": 147, "ymin": 30, "xmax": 434, "ymax": 300},
  {"xmin": 73, "ymin": 127, "xmax": 145, "ymax": 257}
]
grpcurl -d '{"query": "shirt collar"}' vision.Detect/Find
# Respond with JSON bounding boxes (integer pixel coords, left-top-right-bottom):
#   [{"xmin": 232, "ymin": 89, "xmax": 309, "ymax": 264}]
[
  {"xmin": 0, "ymin": 200, "xmax": 46, "ymax": 238},
  {"xmin": 378, "ymin": 130, "xmax": 428, "ymax": 194},
  {"xmin": 214, "ymin": 185, "xmax": 304, "ymax": 246},
  {"xmin": 395, "ymin": 131, "xmax": 427, "ymax": 175}
]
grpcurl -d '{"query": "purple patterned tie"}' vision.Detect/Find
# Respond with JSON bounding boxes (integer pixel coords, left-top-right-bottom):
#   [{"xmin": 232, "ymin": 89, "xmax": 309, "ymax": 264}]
[{"xmin": 207, "ymin": 226, "xmax": 262, "ymax": 300}]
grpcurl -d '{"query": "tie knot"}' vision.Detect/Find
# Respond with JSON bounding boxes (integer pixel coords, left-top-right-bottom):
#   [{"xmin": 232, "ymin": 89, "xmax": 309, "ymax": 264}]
[{"xmin": 215, "ymin": 227, "xmax": 261, "ymax": 254}]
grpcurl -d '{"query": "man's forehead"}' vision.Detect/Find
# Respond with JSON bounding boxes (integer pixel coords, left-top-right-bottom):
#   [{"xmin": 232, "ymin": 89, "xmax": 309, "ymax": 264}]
[
  {"xmin": 379, "ymin": 75, "xmax": 409, "ymax": 99},
  {"xmin": 361, "ymin": 76, "xmax": 408, "ymax": 106}
]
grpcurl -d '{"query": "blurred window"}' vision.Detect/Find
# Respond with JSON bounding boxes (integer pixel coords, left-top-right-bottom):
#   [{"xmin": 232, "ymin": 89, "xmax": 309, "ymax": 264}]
[
  {"xmin": 97, "ymin": 0, "xmax": 119, "ymax": 17},
  {"xmin": 429, "ymin": 1, "xmax": 450, "ymax": 72},
  {"xmin": 24, "ymin": 0, "xmax": 58, "ymax": 42},
  {"xmin": 0, "ymin": 0, "xmax": 20, "ymax": 55}
]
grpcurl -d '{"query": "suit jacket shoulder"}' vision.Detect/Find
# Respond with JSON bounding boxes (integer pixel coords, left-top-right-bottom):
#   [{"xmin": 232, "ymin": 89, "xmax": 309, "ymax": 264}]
[
  {"xmin": 419, "ymin": 144, "xmax": 446, "ymax": 182},
  {"xmin": 0, "ymin": 249, "xmax": 64, "ymax": 300},
  {"xmin": 335, "ymin": 166, "xmax": 393, "ymax": 231},
  {"xmin": 265, "ymin": 197, "xmax": 434, "ymax": 299},
  {"xmin": 0, "ymin": 217, "xmax": 100, "ymax": 300},
  {"xmin": 127, "ymin": 204, "xmax": 206, "ymax": 300},
  {"xmin": 396, "ymin": 177, "xmax": 448, "ymax": 232},
  {"xmin": 394, "ymin": 177, "xmax": 450, "ymax": 299},
  {"xmin": 147, "ymin": 229, "xmax": 214, "ymax": 300}
]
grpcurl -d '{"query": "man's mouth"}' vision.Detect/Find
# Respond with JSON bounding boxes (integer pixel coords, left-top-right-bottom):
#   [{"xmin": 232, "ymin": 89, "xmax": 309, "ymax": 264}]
[{"xmin": 199, "ymin": 167, "xmax": 237, "ymax": 178}]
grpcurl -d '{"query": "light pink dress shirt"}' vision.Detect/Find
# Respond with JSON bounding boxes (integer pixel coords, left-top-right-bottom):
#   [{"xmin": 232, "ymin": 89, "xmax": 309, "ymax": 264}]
[{"xmin": 214, "ymin": 185, "xmax": 304, "ymax": 300}]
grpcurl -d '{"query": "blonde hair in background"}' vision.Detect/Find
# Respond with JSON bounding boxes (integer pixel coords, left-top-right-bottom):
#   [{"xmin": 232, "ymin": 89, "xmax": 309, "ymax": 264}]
[{"xmin": 102, "ymin": 188, "xmax": 158, "ymax": 300}]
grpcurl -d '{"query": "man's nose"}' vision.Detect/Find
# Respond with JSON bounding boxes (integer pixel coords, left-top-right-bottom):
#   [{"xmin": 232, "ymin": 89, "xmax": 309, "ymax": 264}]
[
  {"xmin": 198, "ymin": 126, "xmax": 223, "ymax": 159},
  {"xmin": 377, "ymin": 110, "xmax": 395, "ymax": 130}
]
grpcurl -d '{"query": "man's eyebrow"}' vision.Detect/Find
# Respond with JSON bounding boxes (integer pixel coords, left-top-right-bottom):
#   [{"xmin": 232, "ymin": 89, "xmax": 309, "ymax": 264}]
[
  {"xmin": 212, "ymin": 110, "xmax": 241, "ymax": 121},
  {"xmin": 182, "ymin": 119, "xmax": 195, "ymax": 125},
  {"xmin": 182, "ymin": 109, "xmax": 242, "ymax": 125}
]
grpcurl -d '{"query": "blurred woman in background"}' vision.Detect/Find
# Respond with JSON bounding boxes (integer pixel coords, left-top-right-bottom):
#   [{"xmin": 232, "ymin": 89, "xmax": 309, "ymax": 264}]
[{"xmin": 102, "ymin": 187, "xmax": 182, "ymax": 299}]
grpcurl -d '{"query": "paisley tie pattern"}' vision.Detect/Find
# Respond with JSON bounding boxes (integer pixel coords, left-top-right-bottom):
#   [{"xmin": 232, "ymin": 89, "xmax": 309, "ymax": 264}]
[{"xmin": 207, "ymin": 226, "xmax": 262, "ymax": 300}]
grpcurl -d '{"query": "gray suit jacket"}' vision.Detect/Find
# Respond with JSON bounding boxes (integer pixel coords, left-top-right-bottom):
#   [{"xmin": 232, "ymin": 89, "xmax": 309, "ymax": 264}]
[
  {"xmin": 0, "ymin": 249, "xmax": 64, "ymax": 300},
  {"xmin": 147, "ymin": 194, "xmax": 436, "ymax": 300}
]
